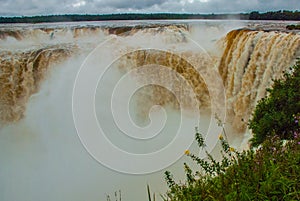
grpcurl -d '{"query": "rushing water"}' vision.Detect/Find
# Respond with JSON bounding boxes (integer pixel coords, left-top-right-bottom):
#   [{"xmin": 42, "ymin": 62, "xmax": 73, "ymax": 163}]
[{"xmin": 0, "ymin": 20, "xmax": 299, "ymax": 201}]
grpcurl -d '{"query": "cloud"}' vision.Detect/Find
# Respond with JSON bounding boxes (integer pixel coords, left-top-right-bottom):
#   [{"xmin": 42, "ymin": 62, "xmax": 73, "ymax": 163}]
[
  {"xmin": 0, "ymin": 0, "xmax": 298, "ymax": 16},
  {"xmin": 94, "ymin": 0, "xmax": 167, "ymax": 9}
]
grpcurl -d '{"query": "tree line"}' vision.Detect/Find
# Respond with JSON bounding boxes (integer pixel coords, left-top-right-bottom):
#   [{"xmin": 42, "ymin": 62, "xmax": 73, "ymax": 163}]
[
  {"xmin": 249, "ymin": 10, "xmax": 300, "ymax": 20},
  {"xmin": 0, "ymin": 10, "xmax": 299, "ymax": 23}
]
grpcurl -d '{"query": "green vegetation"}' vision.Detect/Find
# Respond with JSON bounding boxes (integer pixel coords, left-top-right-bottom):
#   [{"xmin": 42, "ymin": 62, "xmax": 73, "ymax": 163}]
[
  {"xmin": 286, "ymin": 24, "xmax": 300, "ymax": 30},
  {"xmin": 0, "ymin": 10, "xmax": 299, "ymax": 23},
  {"xmin": 163, "ymin": 130, "xmax": 300, "ymax": 201},
  {"xmin": 162, "ymin": 60, "xmax": 300, "ymax": 201},
  {"xmin": 0, "ymin": 13, "xmax": 248, "ymax": 23},
  {"xmin": 249, "ymin": 10, "xmax": 300, "ymax": 20},
  {"xmin": 249, "ymin": 60, "xmax": 300, "ymax": 147},
  {"xmin": 106, "ymin": 190, "xmax": 121, "ymax": 201}
]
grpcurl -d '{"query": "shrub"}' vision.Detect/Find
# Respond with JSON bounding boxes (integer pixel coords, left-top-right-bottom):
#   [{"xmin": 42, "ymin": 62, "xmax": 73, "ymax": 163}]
[
  {"xmin": 249, "ymin": 60, "xmax": 300, "ymax": 147},
  {"xmin": 286, "ymin": 24, "xmax": 300, "ymax": 30},
  {"xmin": 163, "ymin": 129, "xmax": 300, "ymax": 201}
]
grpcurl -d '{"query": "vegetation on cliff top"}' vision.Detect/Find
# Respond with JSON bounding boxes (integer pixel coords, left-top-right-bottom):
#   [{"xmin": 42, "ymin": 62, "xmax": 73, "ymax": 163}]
[{"xmin": 286, "ymin": 24, "xmax": 300, "ymax": 30}]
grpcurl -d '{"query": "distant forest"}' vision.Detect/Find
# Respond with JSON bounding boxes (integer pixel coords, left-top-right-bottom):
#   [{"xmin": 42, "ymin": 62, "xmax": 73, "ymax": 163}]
[{"xmin": 0, "ymin": 10, "xmax": 299, "ymax": 23}]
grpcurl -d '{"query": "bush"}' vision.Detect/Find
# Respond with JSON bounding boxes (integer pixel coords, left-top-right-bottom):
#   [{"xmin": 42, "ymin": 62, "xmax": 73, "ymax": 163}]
[
  {"xmin": 286, "ymin": 24, "xmax": 300, "ymax": 30},
  {"xmin": 249, "ymin": 60, "xmax": 300, "ymax": 147},
  {"xmin": 163, "ymin": 129, "xmax": 300, "ymax": 201}
]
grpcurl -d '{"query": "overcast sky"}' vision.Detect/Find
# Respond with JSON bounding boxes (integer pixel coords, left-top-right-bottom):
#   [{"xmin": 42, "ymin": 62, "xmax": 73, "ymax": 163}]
[{"xmin": 0, "ymin": 0, "xmax": 299, "ymax": 16}]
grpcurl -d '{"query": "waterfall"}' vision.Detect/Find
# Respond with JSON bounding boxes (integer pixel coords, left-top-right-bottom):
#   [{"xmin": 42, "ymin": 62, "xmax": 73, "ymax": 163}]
[
  {"xmin": 0, "ymin": 24, "xmax": 299, "ymax": 131},
  {"xmin": 0, "ymin": 21, "xmax": 299, "ymax": 201},
  {"xmin": 219, "ymin": 29, "xmax": 300, "ymax": 132}
]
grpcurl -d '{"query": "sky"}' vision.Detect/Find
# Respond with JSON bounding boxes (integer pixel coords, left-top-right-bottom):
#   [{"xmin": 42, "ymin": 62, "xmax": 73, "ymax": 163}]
[{"xmin": 0, "ymin": 0, "xmax": 299, "ymax": 16}]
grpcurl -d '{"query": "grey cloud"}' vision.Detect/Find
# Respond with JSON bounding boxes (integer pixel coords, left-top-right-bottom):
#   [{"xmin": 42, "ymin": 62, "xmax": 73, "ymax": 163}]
[
  {"xmin": 95, "ymin": 0, "xmax": 167, "ymax": 9},
  {"xmin": 0, "ymin": 0, "xmax": 299, "ymax": 16}
]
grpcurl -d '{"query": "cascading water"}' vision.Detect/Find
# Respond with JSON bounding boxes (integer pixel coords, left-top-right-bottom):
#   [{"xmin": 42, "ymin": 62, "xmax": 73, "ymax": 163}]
[
  {"xmin": 0, "ymin": 21, "xmax": 299, "ymax": 201},
  {"xmin": 219, "ymin": 29, "xmax": 300, "ymax": 132},
  {"xmin": 0, "ymin": 45, "xmax": 76, "ymax": 123}
]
